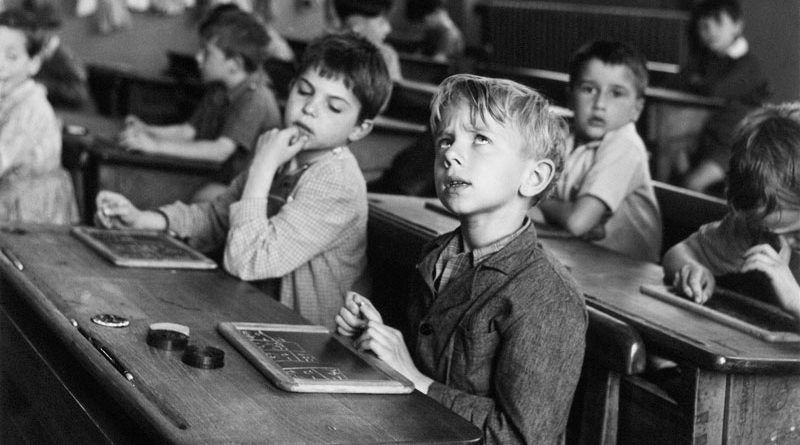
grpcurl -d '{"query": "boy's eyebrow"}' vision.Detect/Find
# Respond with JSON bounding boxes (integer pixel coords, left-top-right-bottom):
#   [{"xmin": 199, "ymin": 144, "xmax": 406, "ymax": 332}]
[{"xmin": 296, "ymin": 75, "xmax": 353, "ymax": 106}]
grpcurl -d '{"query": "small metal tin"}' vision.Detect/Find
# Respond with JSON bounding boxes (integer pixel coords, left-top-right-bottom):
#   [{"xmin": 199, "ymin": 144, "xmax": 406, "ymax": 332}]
[{"xmin": 90, "ymin": 313, "xmax": 130, "ymax": 328}]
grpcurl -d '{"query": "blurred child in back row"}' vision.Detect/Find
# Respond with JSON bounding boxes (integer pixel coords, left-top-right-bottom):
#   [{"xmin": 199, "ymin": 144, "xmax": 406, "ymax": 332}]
[
  {"xmin": 96, "ymin": 32, "xmax": 393, "ymax": 329},
  {"xmin": 332, "ymin": 0, "xmax": 402, "ymax": 80},
  {"xmin": 540, "ymin": 41, "xmax": 662, "ymax": 262},
  {"xmin": 119, "ymin": 6, "xmax": 281, "ymax": 203},
  {"xmin": 679, "ymin": 0, "xmax": 770, "ymax": 193},
  {"xmin": 663, "ymin": 103, "xmax": 800, "ymax": 329},
  {"xmin": 0, "ymin": 9, "xmax": 78, "ymax": 224},
  {"xmin": 337, "ymin": 74, "xmax": 586, "ymax": 444}
]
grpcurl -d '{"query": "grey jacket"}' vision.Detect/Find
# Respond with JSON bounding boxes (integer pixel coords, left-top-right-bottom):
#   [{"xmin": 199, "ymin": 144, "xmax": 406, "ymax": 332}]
[{"xmin": 409, "ymin": 223, "xmax": 587, "ymax": 444}]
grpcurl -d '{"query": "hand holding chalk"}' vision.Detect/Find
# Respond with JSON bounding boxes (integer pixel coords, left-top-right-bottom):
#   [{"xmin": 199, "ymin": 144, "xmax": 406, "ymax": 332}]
[{"xmin": 335, "ymin": 291, "xmax": 382, "ymax": 337}]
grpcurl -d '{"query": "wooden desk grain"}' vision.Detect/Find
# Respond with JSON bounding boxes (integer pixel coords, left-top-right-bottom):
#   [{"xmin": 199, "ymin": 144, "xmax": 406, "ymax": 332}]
[
  {"xmin": 367, "ymin": 193, "xmax": 800, "ymax": 445},
  {"xmin": 0, "ymin": 226, "xmax": 481, "ymax": 445}
]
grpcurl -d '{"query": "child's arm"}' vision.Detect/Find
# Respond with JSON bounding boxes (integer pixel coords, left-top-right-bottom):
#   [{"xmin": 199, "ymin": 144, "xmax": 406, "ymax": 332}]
[
  {"xmin": 741, "ymin": 238, "xmax": 800, "ymax": 328},
  {"xmin": 119, "ymin": 117, "xmax": 236, "ymax": 163},
  {"xmin": 122, "ymin": 115, "xmax": 196, "ymax": 141},
  {"xmin": 662, "ymin": 242, "xmax": 717, "ymax": 304},
  {"xmin": 336, "ymin": 292, "xmax": 434, "ymax": 393},
  {"xmin": 538, "ymin": 195, "xmax": 608, "ymax": 238},
  {"xmin": 94, "ymin": 190, "xmax": 167, "ymax": 230}
]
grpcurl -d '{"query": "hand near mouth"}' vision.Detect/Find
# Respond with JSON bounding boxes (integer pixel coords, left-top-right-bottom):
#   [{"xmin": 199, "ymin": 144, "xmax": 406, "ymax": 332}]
[{"xmin": 252, "ymin": 126, "xmax": 309, "ymax": 169}]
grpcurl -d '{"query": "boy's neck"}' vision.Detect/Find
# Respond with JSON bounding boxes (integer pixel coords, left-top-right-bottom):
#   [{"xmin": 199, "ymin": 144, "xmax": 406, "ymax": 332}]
[
  {"xmin": 294, "ymin": 146, "xmax": 342, "ymax": 166},
  {"xmin": 458, "ymin": 208, "xmax": 529, "ymax": 251}
]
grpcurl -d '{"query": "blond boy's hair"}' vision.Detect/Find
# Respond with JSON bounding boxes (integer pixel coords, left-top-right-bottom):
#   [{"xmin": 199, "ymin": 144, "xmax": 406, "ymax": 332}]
[{"xmin": 429, "ymin": 74, "xmax": 567, "ymax": 203}]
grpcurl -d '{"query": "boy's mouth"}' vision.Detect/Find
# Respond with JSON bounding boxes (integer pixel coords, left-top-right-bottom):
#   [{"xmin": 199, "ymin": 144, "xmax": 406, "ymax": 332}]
[
  {"xmin": 292, "ymin": 122, "xmax": 314, "ymax": 136},
  {"xmin": 443, "ymin": 177, "xmax": 471, "ymax": 191},
  {"xmin": 588, "ymin": 116, "xmax": 606, "ymax": 127}
]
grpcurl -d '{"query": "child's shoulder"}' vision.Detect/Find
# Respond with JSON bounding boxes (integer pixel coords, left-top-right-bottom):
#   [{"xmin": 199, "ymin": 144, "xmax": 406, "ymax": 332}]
[{"xmin": 596, "ymin": 123, "xmax": 647, "ymax": 157}]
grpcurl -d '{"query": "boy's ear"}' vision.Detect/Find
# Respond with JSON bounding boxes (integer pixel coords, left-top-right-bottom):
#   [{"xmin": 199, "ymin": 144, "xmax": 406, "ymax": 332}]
[
  {"xmin": 27, "ymin": 55, "xmax": 42, "ymax": 77},
  {"xmin": 631, "ymin": 96, "xmax": 645, "ymax": 123},
  {"xmin": 520, "ymin": 157, "xmax": 555, "ymax": 198},
  {"xmin": 347, "ymin": 119, "xmax": 374, "ymax": 143}
]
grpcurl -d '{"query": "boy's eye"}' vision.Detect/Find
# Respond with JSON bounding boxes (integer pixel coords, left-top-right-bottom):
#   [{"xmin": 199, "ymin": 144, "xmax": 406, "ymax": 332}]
[
  {"xmin": 328, "ymin": 101, "xmax": 344, "ymax": 113},
  {"xmin": 436, "ymin": 137, "xmax": 452, "ymax": 149},
  {"xmin": 578, "ymin": 85, "xmax": 596, "ymax": 95},
  {"xmin": 611, "ymin": 88, "xmax": 630, "ymax": 98},
  {"xmin": 474, "ymin": 134, "xmax": 490, "ymax": 145}
]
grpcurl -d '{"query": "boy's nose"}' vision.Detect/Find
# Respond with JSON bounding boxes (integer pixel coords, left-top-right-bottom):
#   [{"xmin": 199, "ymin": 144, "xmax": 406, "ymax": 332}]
[
  {"xmin": 442, "ymin": 145, "xmax": 464, "ymax": 168},
  {"xmin": 302, "ymin": 100, "xmax": 318, "ymax": 117},
  {"xmin": 593, "ymin": 92, "xmax": 607, "ymax": 109}
]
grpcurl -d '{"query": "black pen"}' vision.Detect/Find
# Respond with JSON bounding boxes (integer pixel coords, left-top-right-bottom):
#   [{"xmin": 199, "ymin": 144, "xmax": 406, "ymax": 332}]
[{"xmin": 70, "ymin": 319, "xmax": 134, "ymax": 382}]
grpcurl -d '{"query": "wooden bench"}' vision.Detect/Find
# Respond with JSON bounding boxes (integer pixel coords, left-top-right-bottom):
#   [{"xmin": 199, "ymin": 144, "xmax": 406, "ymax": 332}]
[
  {"xmin": 653, "ymin": 181, "xmax": 728, "ymax": 254},
  {"xmin": 573, "ymin": 307, "xmax": 647, "ymax": 445}
]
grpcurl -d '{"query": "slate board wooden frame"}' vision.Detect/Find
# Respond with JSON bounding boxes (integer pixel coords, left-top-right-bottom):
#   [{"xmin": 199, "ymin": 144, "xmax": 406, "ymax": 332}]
[
  {"xmin": 641, "ymin": 284, "xmax": 800, "ymax": 343},
  {"xmin": 71, "ymin": 226, "xmax": 217, "ymax": 269},
  {"xmin": 218, "ymin": 322, "xmax": 414, "ymax": 394}
]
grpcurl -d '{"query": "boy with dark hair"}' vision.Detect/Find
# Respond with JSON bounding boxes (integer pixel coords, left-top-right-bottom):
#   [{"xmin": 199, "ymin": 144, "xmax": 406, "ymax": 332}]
[
  {"xmin": 337, "ymin": 74, "xmax": 586, "ymax": 444},
  {"xmin": 540, "ymin": 40, "xmax": 662, "ymax": 262},
  {"xmin": 96, "ymin": 32, "xmax": 393, "ymax": 329},
  {"xmin": 119, "ymin": 8, "xmax": 281, "ymax": 202},
  {"xmin": 332, "ymin": 0, "xmax": 402, "ymax": 80},
  {"xmin": 663, "ymin": 103, "xmax": 800, "ymax": 328},
  {"xmin": 680, "ymin": 0, "xmax": 770, "ymax": 193}
]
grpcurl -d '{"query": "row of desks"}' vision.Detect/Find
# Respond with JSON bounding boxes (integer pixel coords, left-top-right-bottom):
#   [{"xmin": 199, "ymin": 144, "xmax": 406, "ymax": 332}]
[
  {"xmin": 366, "ymin": 193, "xmax": 800, "ymax": 445},
  {"xmin": 0, "ymin": 225, "xmax": 481, "ymax": 444}
]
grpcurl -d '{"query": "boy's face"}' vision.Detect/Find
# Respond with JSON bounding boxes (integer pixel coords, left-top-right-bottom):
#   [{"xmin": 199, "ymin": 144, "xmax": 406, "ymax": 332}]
[
  {"xmin": 697, "ymin": 12, "xmax": 742, "ymax": 55},
  {"xmin": 345, "ymin": 14, "xmax": 392, "ymax": 45},
  {"xmin": 759, "ymin": 207, "xmax": 800, "ymax": 253},
  {"xmin": 0, "ymin": 26, "xmax": 40, "ymax": 93},
  {"xmin": 195, "ymin": 39, "xmax": 232, "ymax": 83},
  {"xmin": 433, "ymin": 101, "xmax": 546, "ymax": 223},
  {"xmin": 283, "ymin": 68, "xmax": 370, "ymax": 151},
  {"xmin": 571, "ymin": 59, "xmax": 644, "ymax": 143}
]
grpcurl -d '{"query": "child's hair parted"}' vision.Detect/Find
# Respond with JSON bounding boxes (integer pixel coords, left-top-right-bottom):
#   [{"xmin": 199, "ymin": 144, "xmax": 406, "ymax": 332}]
[
  {"xmin": 297, "ymin": 32, "xmax": 393, "ymax": 122},
  {"xmin": 568, "ymin": 40, "xmax": 649, "ymax": 97},
  {"xmin": 0, "ymin": 9, "xmax": 46, "ymax": 57},
  {"xmin": 692, "ymin": 0, "xmax": 742, "ymax": 23},
  {"xmin": 199, "ymin": 8, "xmax": 269, "ymax": 73},
  {"xmin": 727, "ymin": 103, "xmax": 800, "ymax": 218},
  {"xmin": 333, "ymin": 0, "xmax": 394, "ymax": 19},
  {"xmin": 429, "ymin": 74, "xmax": 568, "ymax": 203}
]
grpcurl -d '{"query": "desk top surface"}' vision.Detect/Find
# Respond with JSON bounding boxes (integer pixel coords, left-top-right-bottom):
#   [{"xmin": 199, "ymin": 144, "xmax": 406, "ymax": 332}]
[
  {"xmin": 0, "ymin": 225, "xmax": 481, "ymax": 444},
  {"xmin": 367, "ymin": 193, "xmax": 800, "ymax": 373}
]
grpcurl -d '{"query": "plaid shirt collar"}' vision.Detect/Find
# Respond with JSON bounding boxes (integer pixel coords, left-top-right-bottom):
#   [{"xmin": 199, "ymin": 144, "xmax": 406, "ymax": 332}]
[{"xmin": 433, "ymin": 218, "xmax": 531, "ymax": 292}]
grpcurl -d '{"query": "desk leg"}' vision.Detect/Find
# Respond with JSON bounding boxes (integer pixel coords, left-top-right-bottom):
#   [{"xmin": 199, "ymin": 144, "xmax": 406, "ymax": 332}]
[{"xmin": 684, "ymin": 368, "xmax": 726, "ymax": 445}]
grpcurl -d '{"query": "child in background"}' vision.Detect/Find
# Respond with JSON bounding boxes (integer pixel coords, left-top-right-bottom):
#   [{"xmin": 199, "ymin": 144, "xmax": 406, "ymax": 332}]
[
  {"xmin": 540, "ymin": 41, "xmax": 662, "ymax": 262},
  {"xmin": 663, "ymin": 103, "xmax": 800, "ymax": 328},
  {"xmin": 679, "ymin": 0, "xmax": 770, "ymax": 193},
  {"xmin": 23, "ymin": 1, "xmax": 91, "ymax": 110},
  {"xmin": 0, "ymin": 9, "xmax": 78, "ymax": 224},
  {"xmin": 119, "ymin": 7, "xmax": 281, "ymax": 202},
  {"xmin": 332, "ymin": 0, "xmax": 402, "ymax": 80},
  {"xmin": 337, "ymin": 74, "xmax": 586, "ymax": 444},
  {"xmin": 95, "ymin": 32, "xmax": 393, "ymax": 329},
  {"xmin": 405, "ymin": 0, "xmax": 464, "ymax": 63}
]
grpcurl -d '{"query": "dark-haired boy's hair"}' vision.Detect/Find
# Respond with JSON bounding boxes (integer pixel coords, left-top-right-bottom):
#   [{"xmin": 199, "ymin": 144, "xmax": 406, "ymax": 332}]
[
  {"xmin": 568, "ymin": 40, "xmax": 649, "ymax": 97},
  {"xmin": 692, "ymin": 0, "xmax": 742, "ymax": 23},
  {"xmin": 405, "ymin": 0, "xmax": 444, "ymax": 21},
  {"xmin": 199, "ymin": 9, "xmax": 269, "ymax": 73},
  {"xmin": 333, "ymin": 0, "xmax": 393, "ymax": 20},
  {"xmin": 0, "ymin": 9, "xmax": 46, "ymax": 56},
  {"xmin": 296, "ymin": 32, "xmax": 393, "ymax": 122},
  {"xmin": 727, "ymin": 103, "xmax": 800, "ymax": 219}
]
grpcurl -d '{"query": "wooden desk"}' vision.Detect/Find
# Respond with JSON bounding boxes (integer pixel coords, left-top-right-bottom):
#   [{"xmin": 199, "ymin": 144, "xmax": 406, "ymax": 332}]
[
  {"xmin": 0, "ymin": 226, "xmax": 481, "ymax": 444},
  {"xmin": 367, "ymin": 193, "xmax": 800, "ymax": 445},
  {"xmin": 57, "ymin": 111, "xmax": 225, "ymax": 218}
]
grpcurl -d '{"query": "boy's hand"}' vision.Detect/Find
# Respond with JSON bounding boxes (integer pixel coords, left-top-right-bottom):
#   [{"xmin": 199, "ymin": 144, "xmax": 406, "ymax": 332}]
[
  {"xmin": 94, "ymin": 191, "xmax": 144, "ymax": 229},
  {"xmin": 118, "ymin": 128, "xmax": 157, "ymax": 153},
  {"xmin": 335, "ymin": 291, "xmax": 382, "ymax": 337},
  {"xmin": 251, "ymin": 127, "xmax": 308, "ymax": 169},
  {"xmin": 673, "ymin": 263, "xmax": 716, "ymax": 304},
  {"xmin": 124, "ymin": 115, "xmax": 146, "ymax": 132},
  {"xmin": 741, "ymin": 238, "xmax": 800, "ymax": 319}
]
